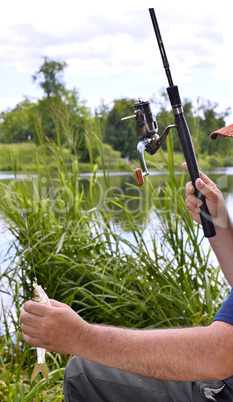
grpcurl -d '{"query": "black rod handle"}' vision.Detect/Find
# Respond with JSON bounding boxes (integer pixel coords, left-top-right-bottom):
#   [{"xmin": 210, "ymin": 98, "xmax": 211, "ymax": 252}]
[
  {"xmin": 167, "ymin": 86, "xmax": 216, "ymax": 238},
  {"xmin": 175, "ymin": 113, "xmax": 216, "ymax": 238}
]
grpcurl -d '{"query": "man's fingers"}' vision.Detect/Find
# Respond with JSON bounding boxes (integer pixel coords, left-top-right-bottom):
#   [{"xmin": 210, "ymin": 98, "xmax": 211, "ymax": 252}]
[
  {"xmin": 49, "ymin": 299, "xmax": 67, "ymax": 308},
  {"xmin": 22, "ymin": 300, "xmax": 66, "ymax": 320},
  {"xmin": 23, "ymin": 301, "xmax": 50, "ymax": 316},
  {"xmin": 22, "ymin": 331, "xmax": 42, "ymax": 348},
  {"xmin": 182, "ymin": 162, "xmax": 189, "ymax": 173},
  {"xmin": 20, "ymin": 310, "xmax": 40, "ymax": 327},
  {"xmin": 185, "ymin": 194, "xmax": 202, "ymax": 211},
  {"xmin": 198, "ymin": 172, "xmax": 216, "ymax": 188},
  {"xmin": 185, "ymin": 181, "xmax": 195, "ymax": 196},
  {"xmin": 195, "ymin": 178, "xmax": 219, "ymax": 203},
  {"xmin": 182, "ymin": 162, "xmax": 216, "ymax": 188},
  {"xmin": 21, "ymin": 322, "xmax": 39, "ymax": 338}
]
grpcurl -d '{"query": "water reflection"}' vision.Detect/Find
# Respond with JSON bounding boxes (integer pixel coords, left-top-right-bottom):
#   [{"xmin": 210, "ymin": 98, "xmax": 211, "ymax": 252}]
[{"xmin": 1, "ymin": 167, "xmax": 233, "ymax": 225}]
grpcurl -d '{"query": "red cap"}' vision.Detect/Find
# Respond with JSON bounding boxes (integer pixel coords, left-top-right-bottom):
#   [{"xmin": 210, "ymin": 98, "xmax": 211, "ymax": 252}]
[{"xmin": 210, "ymin": 124, "xmax": 233, "ymax": 140}]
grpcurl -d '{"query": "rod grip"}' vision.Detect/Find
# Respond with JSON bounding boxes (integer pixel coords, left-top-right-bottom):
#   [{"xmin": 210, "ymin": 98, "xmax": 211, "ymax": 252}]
[
  {"xmin": 166, "ymin": 85, "xmax": 215, "ymax": 237},
  {"xmin": 175, "ymin": 113, "xmax": 216, "ymax": 238}
]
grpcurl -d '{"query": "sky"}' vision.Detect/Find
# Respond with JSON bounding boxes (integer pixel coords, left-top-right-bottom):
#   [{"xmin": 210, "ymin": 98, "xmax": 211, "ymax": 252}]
[{"xmin": 0, "ymin": 0, "xmax": 232, "ymax": 125}]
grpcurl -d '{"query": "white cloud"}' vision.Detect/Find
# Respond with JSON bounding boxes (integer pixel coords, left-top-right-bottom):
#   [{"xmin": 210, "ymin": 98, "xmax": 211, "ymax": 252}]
[
  {"xmin": 0, "ymin": 3, "xmax": 226, "ymax": 80},
  {"xmin": 0, "ymin": 97, "xmax": 25, "ymax": 111},
  {"xmin": 1, "ymin": 0, "xmax": 154, "ymax": 27},
  {"xmin": 0, "ymin": 0, "xmax": 231, "ymax": 119}
]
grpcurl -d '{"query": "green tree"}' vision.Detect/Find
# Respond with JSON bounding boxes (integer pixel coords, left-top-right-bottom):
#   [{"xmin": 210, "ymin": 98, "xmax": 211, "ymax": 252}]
[
  {"xmin": 0, "ymin": 58, "xmax": 94, "ymax": 158},
  {"xmin": 95, "ymin": 99, "xmax": 111, "ymax": 136},
  {"xmin": 55, "ymin": 88, "xmax": 95, "ymax": 161},
  {"xmin": 198, "ymin": 99, "xmax": 231, "ymax": 156},
  {"xmin": 151, "ymin": 91, "xmax": 231, "ymax": 157},
  {"xmin": 35, "ymin": 88, "xmax": 94, "ymax": 161},
  {"xmin": 32, "ymin": 56, "xmax": 67, "ymax": 98},
  {"xmin": 151, "ymin": 92, "xmax": 200, "ymax": 153},
  {"xmin": 103, "ymin": 98, "xmax": 138, "ymax": 159},
  {"xmin": 0, "ymin": 98, "xmax": 37, "ymax": 143},
  {"xmin": 31, "ymin": 57, "xmax": 68, "ymax": 141},
  {"xmin": 32, "ymin": 58, "xmax": 94, "ymax": 159}
]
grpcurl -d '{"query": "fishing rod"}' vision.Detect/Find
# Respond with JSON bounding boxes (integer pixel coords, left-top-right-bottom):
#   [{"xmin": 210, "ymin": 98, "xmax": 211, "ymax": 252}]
[{"xmin": 123, "ymin": 8, "xmax": 216, "ymax": 238}]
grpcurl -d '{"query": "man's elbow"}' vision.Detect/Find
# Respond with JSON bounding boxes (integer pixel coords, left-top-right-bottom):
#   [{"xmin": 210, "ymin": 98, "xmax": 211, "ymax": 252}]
[
  {"xmin": 211, "ymin": 357, "xmax": 233, "ymax": 381},
  {"xmin": 207, "ymin": 322, "xmax": 233, "ymax": 381}
]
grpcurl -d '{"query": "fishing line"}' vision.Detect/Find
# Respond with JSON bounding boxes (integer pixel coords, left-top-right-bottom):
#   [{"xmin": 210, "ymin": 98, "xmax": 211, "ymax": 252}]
[
  {"xmin": 0, "ymin": 68, "xmax": 37, "ymax": 285},
  {"xmin": 21, "ymin": 208, "xmax": 37, "ymax": 284},
  {"xmin": 0, "ymin": 66, "xmax": 15, "ymax": 147}
]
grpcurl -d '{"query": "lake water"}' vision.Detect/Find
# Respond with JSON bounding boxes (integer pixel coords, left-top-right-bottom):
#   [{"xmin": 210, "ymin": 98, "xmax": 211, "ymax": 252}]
[{"xmin": 1, "ymin": 167, "xmax": 233, "ymax": 332}]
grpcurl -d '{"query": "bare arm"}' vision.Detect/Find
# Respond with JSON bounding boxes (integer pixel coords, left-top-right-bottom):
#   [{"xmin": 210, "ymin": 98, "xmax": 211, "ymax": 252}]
[
  {"xmin": 20, "ymin": 300, "xmax": 233, "ymax": 382},
  {"xmin": 182, "ymin": 162, "xmax": 233, "ymax": 286}
]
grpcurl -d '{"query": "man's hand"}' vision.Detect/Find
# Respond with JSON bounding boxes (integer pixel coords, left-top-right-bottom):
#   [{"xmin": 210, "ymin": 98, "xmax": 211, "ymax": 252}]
[
  {"xmin": 182, "ymin": 162, "xmax": 228, "ymax": 229},
  {"xmin": 182, "ymin": 162, "xmax": 233, "ymax": 285},
  {"xmin": 20, "ymin": 299, "xmax": 90, "ymax": 355}
]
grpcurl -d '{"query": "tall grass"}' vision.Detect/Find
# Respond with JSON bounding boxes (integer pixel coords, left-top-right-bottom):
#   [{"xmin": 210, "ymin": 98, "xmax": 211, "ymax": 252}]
[{"xmin": 0, "ymin": 110, "xmax": 229, "ymax": 399}]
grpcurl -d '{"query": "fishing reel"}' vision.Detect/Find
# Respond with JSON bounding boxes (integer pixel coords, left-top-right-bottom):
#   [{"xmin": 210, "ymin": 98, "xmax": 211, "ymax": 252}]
[{"xmin": 122, "ymin": 100, "xmax": 176, "ymax": 185}]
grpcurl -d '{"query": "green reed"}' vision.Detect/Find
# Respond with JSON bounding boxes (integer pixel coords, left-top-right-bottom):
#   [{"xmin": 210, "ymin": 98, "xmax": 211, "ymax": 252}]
[{"xmin": 0, "ymin": 110, "xmax": 230, "ymax": 399}]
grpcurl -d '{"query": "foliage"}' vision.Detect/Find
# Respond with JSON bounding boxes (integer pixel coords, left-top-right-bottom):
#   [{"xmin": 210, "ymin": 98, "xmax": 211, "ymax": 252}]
[
  {"xmin": 95, "ymin": 143, "xmax": 121, "ymax": 166},
  {"xmin": 102, "ymin": 98, "xmax": 139, "ymax": 159},
  {"xmin": 36, "ymin": 89, "xmax": 95, "ymax": 161},
  {"xmin": 208, "ymin": 154, "xmax": 224, "ymax": 168},
  {"xmin": 0, "ymin": 99, "xmax": 38, "ymax": 143},
  {"xmin": 198, "ymin": 99, "xmax": 231, "ymax": 156},
  {"xmin": 0, "ymin": 337, "xmax": 66, "ymax": 401},
  {"xmin": 150, "ymin": 91, "xmax": 232, "ymax": 158}
]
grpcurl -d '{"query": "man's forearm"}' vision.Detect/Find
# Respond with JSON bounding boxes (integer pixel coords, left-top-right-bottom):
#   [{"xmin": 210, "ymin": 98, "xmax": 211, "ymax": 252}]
[
  {"xmin": 20, "ymin": 299, "xmax": 233, "ymax": 382},
  {"xmin": 77, "ymin": 321, "xmax": 233, "ymax": 382}
]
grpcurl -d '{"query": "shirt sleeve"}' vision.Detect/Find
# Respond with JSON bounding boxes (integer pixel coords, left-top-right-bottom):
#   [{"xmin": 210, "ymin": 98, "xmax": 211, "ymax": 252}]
[{"xmin": 213, "ymin": 287, "xmax": 233, "ymax": 325}]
